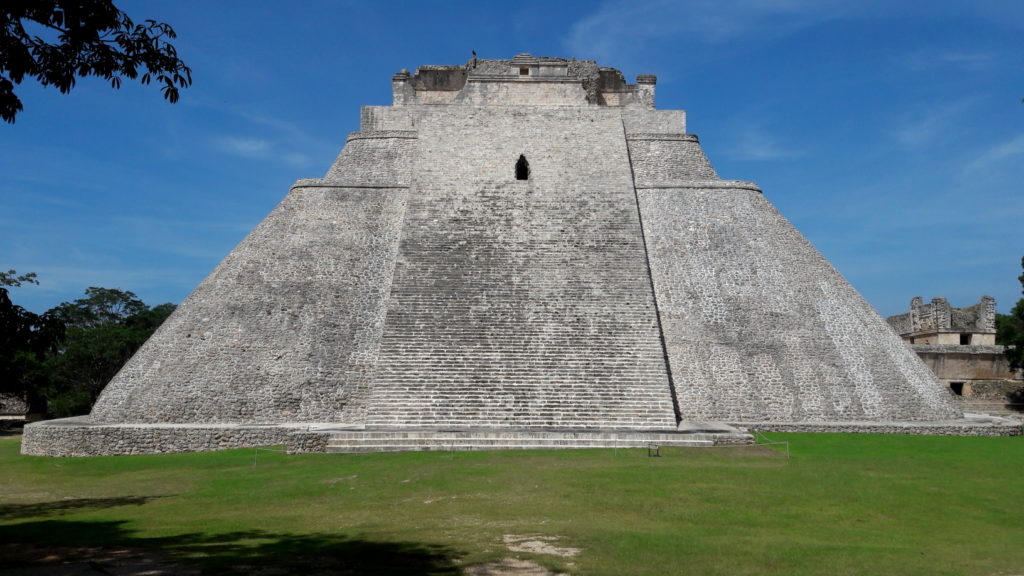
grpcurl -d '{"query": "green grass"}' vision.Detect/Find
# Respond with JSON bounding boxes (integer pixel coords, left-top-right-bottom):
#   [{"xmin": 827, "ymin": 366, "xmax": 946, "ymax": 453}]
[{"xmin": 2, "ymin": 433, "xmax": 1023, "ymax": 575}]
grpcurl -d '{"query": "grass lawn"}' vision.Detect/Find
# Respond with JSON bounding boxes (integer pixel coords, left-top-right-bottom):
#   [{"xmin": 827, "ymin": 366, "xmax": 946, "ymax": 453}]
[{"xmin": 1, "ymin": 432, "xmax": 1023, "ymax": 575}]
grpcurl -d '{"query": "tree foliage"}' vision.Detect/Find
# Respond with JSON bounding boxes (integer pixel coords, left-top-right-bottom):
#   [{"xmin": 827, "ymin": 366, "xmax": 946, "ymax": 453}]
[
  {"xmin": 0, "ymin": 275, "xmax": 174, "ymax": 417},
  {"xmin": 1, "ymin": 0, "xmax": 191, "ymax": 123},
  {"xmin": 0, "ymin": 275, "xmax": 64, "ymax": 413},
  {"xmin": 50, "ymin": 286, "xmax": 147, "ymax": 329},
  {"xmin": 1, "ymin": 269, "xmax": 38, "ymax": 287},
  {"xmin": 996, "ymin": 256, "xmax": 1024, "ymax": 372},
  {"xmin": 45, "ymin": 287, "xmax": 175, "ymax": 416}
]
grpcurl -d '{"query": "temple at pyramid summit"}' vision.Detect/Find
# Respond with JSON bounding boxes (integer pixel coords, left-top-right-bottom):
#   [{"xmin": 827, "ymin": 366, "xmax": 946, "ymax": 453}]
[{"xmin": 23, "ymin": 54, "xmax": 1019, "ymax": 456}]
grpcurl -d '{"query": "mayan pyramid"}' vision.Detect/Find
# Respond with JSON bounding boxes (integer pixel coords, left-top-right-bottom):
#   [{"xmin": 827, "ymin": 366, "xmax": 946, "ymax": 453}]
[{"xmin": 26, "ymin": 55, "xmax": 989, "ymax": 456}]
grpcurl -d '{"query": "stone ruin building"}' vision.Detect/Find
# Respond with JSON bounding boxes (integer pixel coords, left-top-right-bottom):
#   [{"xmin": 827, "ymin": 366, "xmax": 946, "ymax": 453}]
[
  {"xmin": 1, "ymin": 393, "xmax": 31, "ymax": 427},
  {"xmin": 23, "ymin": 54, "xmax": 1019, "ymax": 456},
  {"xmin": 888, "ymin": 296, "xmax": 1022, "ymax": 405},
  {"xmin": 887, "ymin": 296, "xmax": 997, "ymax": 347}
]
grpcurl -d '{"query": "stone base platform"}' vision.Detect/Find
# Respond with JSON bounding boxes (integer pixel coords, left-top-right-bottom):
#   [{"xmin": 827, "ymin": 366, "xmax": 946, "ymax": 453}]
[
  {"xmin": 20, "ymin": 415, "xmax": 1020, "ymax": 457},
  {"xmin": 315, "ymin": 428, "xmax": 752, "ymax": 453},
  {"xmin": 21, "ymin": 418, "xmax": 306, "ymax": 457},
  {"xmin": 21, "ymin": 417, "xmax": 752, "ymax": 457},
  {"xmin": 732, "ymin": 413, "xmax": 1022, "ymax": 436}
]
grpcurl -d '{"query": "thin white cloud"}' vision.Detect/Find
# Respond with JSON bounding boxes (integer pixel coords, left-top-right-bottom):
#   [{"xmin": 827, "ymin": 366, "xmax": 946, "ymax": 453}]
[
  {"xmin": 203, "ymin": 104, "xmax": 335, "ymax": 168},
  {"xmin": 728, "ymin": 125, "xmax": 802, "ymax": 161},
  {"xmin": 112, "ymin": 215, "xmax": 257, "ymax": 234},
  {"xmin": 0, "ymin": 190, "xmax": 87, "ymax": 210},
  {"xmin": 192, "ymin": 97, "xmax": 336, "ymax": 149},
  {"xmin": 33, "ymin": 265, "xmax": 175, "ymax": 292},
  {"xmin": 563, "ymin": 1, "xmax": 1024, "ymax": 69},
  {"xmin": 562, "ymin": 0, "xmax": 847, "ymax": 62},
  {"xmin": 215, "ymin": 136, "xmax": 273, "ymax": 158},
  {"xmin": 235, "ymin": 111, "xmax": 323, "ymax": 145},
  {"xmin": 889, "ymin": 100, "xmax": 974, "ymax": 149},
  {"xmin": 283, "ymin": 152, "xmax": 312, "ymax": 167},
  {"xmin": 902, "ymin": 49, "xmax": 998, "ymax": 71},
  {"xmin": 212, "ymin": 135, "xmax": 323, "ymax": 168},
  {"xmin": 936, "ymin": 51, "xmax": 996, "ymax": 67},
  {"xmin": 962, "ymin": 133, "xmax": 1024, "ymax": 175}
]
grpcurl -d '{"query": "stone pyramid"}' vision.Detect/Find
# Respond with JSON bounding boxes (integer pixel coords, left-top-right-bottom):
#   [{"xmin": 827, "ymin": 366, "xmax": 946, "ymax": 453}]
[{"xmin": 27, "ymin": 55, "xmax": 993, "ymax": 457}]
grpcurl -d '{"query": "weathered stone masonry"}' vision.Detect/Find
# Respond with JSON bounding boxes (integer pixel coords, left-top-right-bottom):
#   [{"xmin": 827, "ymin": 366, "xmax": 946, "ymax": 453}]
[{"xmin": 25, "ymin": 54, "xmax": 1009, "ymax": 457}]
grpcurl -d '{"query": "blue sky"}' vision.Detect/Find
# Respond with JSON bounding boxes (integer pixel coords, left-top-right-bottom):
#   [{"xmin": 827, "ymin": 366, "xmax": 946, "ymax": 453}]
[{"xmin": 2, "ymin": 0, "xmax": 1022, "ymax": 318}]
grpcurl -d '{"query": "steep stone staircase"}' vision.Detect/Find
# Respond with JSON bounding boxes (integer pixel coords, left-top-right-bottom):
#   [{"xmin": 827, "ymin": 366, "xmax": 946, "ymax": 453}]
[{"xmin": 365, "ymin": 109, "xmax": 680, "ymax": 431}]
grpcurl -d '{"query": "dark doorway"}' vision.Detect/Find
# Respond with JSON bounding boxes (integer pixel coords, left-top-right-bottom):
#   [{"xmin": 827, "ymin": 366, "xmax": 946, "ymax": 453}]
[
  {"xmin": 959, "ymin": 334, "xmax": 971, "ymax": 345},
  {"xmin": 950, "ymin": 382, "xmax": 964, "ymax": 396},
  {"xmin": 515, "ymin": 155, "xmax": 529, "ymax": 180}
]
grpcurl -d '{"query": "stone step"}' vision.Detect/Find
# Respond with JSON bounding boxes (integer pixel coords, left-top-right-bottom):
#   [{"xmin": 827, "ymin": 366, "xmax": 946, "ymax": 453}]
[
  {"xmin": 319, "ymin": 429, "xmax": 752, "ymax": 454},
  {"xmin": 958, "ymin": 400, "xmax": 1024, "ymax": 417},
  {"xmin": 366, "ymin": 407, "xmax": 673, "ymax": 414},
  {"xmin": 327, "ymin": 431, "xmax": 724, "ymax": 440},
  {"xmin": 327, "ymin": 442, "xmax": 713, "ymax": 453},
  {"xmin": 326, "ymin": 439, "xmax": 720, "ymax": 446},
  {"xmin": 363, "ymin": 420, "xmax": 675, "ymax": 429}
]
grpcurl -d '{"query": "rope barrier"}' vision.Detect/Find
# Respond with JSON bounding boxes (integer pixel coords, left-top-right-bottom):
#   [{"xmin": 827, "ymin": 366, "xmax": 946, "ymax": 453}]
[{"xmin": 751, "ymin": 431, "xmax": 791, "ymax": 459}]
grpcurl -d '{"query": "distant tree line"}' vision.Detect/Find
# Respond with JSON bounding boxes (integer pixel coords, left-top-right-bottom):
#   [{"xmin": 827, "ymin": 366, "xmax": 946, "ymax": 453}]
[
  {"xmin": 996, "ymin": 257, "xmax": 1024, "ymax": 373},
  {"xmin": 1, "ymin": 270, "xmax": 174, "ymax": 417}
]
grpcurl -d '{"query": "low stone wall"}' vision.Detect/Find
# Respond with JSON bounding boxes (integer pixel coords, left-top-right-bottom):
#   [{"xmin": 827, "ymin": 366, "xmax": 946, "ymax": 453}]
[
  {"xmin": 286, "ymin": 431, "xmax": 331, "ymax": 454},
  {"xmin": 23, "ymin": 416, "xmax": 1019, "ymax": 457},
  {"xmin": 0, "ymin": 392, "xmax": 29, "ymax": 417},
  {"xmin": 912, "ymin": 344, "xmax": 1020, "ymax": 383},
  {"xmin": 736, "ymin": 419, "xmax": 1021, "ymax": 436},
  {"xmin": 21, "ymin": 418, "xmax": 303, "ymax": 457},
  {"xmin": 961, "ymin": 379, "xmax": 1024, "ymax": 401}
]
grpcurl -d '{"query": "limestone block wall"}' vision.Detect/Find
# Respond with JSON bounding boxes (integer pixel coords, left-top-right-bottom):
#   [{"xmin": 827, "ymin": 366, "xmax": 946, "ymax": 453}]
[
  {"xmin": 626, "ymin": 134, "xmax": 717, "ymax": 184},
  {"xmin": 324, "ymin": 131, "xmax": 417, "ymax": 186},
  {"xmin": 951, "ymin": 296, "xmax": 997, "ymax": 333},
  {"xmin": 454, "ymin": 78, "xmax": 591, "ymax": 107},
  {"xmin": 887, "ymin": 312, "xmax": 913, "ymax": 336},
  {"xmin": 90, "ymin": 183, "xmax": 407, "ymax": 424},
  {"xmin": 360, "ymin": 106, "xmax": 416, "ymax": 132},
  {"xmin": 638, "ymin": 183, "xmax": 962, "ymax": 422},
  {"xmin": 622, "ymin": 109, "xmax": 685, "ymax": 134},
  {"xmin": 365, "ymin": 105, "xmax": 677, "ymax": 430},
  {"xmin": 887, "ymin": 296, "xmax": 997, "ymax": 341},
  {"xmin": 414, "ymin": 91, "xmax": 461, "ymax": 105},
  {"xmin": 21, "ymin": 420, "xmax": 300, "ymax": 457},
  {"xmin": 913, "ymin": 344, "xmax": 1021, "ymax": 384},
  {"xmin": 961, "ymin": 379, "xmax": 1024, "ymax": 400},
  {"xmin": 392, "ymin": 56, "xmax": 655, "ymax": 109},
  {"xmin": 917, "ymin": 333, "xmax": 961, "ymax": 345},
  {"xmin": 0, "ymin": 393, "xmax": 29, "ymax": 416},
  {"xmin": 917, "ymin": 298, "xmax": 951, "ymax": 334}
]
